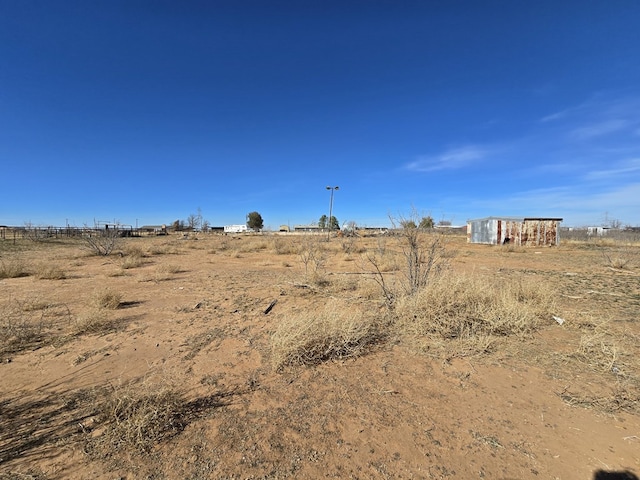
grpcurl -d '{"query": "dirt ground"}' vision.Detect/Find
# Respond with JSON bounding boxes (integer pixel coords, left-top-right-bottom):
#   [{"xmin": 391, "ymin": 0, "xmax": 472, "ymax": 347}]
[{"xmin": 1, "ymin": 232, "xmax": 639, "ymax": 479}]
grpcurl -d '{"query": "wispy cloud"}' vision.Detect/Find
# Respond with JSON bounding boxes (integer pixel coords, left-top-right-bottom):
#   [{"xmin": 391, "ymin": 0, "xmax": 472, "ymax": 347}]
[
  {"xmin": 584, "ymin": 158, "xmax": 640, "ymax": 180},
  {"xmin": 540, "ymin": 110, "xmax": 569, "ymax": 123},
  {"xmin": 569, "ymin": 119, "xmax": 629, "ymax": 140},
  {"xmin": 406, "ymin": 145, "xmax": 491, "ymax": 172}
]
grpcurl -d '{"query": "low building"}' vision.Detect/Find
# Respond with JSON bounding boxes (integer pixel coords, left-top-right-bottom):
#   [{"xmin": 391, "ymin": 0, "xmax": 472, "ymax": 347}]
[
  {"xmin": 138, "ymin": 225, "xmax": 167, "ymax": 235},
  {"xmin": 294, "ymin": 224, "xmax": 322, "ymax": 232},
  {"xmin": 467, "ymin": 217, "xmax": 563, "ymax": 246}
]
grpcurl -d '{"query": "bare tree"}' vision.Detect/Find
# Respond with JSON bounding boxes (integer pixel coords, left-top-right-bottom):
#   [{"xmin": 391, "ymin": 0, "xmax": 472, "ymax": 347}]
[{"xmin": 187, "ymin": 213, "xmax": 201, "ymax": 231}]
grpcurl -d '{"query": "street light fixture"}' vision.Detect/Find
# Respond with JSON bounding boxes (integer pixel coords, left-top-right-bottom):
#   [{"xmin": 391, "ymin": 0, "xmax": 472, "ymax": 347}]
[{"xmin": 326, "ymin": 186, "xmax": 339, "ymax": 240}]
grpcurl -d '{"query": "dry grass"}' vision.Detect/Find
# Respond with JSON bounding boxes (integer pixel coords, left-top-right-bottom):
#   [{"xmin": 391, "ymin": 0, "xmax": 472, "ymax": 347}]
[
  {"xmin": 394, "ymin": 272, "xmax": 557, "ymax": 357},
  {"xmin": 558, "ymin": 379, "xmax": 640, "ymax": 414},
  {"xmin": 600, "ymin": 246, "xmax": 638, "ymax": 270},
  {"xmin": 88, "ymin": 381, "xmax": 186, "ymax": 454},
  {"xmin": 270, "ymin": 301, "xmax": 384, "ymax": 370},
  {"xmin": 90, "ymin": 288, "xmax": 122, "ymax": 310},
  {"xmin": 87, "ymin": 378, "xmax": 233, "ymax": 457},
  {"xmin": 0, "ymin": 258, "xmax": 29, "ymax": 279},
  {"xmin": 141, "ymin": 263, "xmax": 182, "ymax": 282},
  {"xmin": 272, "ymin": 237, "xmax": 298, "ymax": 255},
  {"xmin": 120, "ymin": 247, "xmax": 146, "ymax": 269},
  {"xmin": 33, "ymin": 263, "xmax": 66, "ymax": 280},
  {"xmin": 0, "ymin": 297, "xmax": 73, "ymax": 355},
  {"xmin": 575, "ymin": 319, "xmax": 621, "ymax": 373},
  {"xmin": 148, "ymin": 242, "xmax": 180, "ymax": 256},
  {"xmin": 73, "ymin": 308, "xmax": 110, "ymax": 334},
  {"xmin": 0, "ymin": 301, "xmax": 45, "ymax": 355}
]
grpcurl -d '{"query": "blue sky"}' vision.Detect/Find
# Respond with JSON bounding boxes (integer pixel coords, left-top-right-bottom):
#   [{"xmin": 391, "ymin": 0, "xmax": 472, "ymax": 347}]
[{"xmin": 1, "ymin": 1, "xmax": 639, "ymax": 229}]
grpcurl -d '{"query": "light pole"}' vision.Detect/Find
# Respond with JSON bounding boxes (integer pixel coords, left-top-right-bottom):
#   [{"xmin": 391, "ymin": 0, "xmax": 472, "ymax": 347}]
[{"xmin": 326, "ymin": 186, "xmax": 339, "ymax": 240}]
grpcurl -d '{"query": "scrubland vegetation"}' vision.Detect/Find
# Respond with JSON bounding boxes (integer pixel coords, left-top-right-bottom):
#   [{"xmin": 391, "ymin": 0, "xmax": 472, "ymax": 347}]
[{"xmin": 1, "ymin": 228, "xmax": 639, "ymax": 478}]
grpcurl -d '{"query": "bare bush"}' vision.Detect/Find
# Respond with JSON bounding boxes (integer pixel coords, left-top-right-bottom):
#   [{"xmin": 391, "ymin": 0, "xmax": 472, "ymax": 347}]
[
  {"xmin": 364, "ymin": 213, "xmax": 449, "ymax": 306},
  {"xmin": 298, "ymin": 237, "xmax": 326, "ymax": 279},
  {"xmin": 82, "ymin": 227, "xmax": 120, "ymax": 256},
  {"xmin": 600, "ymin": 246, "xmax": 638, "ymax": 270}
]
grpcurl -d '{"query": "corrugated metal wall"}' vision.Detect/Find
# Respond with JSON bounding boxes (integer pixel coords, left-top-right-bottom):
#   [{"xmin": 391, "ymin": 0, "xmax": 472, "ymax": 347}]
[{"xmin": 467, "ymin": 218, "xmax": 560, "ymax": 246}]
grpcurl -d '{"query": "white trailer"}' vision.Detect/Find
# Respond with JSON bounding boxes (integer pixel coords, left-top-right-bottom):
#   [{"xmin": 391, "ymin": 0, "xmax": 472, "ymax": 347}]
[{"xmin": 224, "ymin": 224, "xmax": 248, "ymax": 233}]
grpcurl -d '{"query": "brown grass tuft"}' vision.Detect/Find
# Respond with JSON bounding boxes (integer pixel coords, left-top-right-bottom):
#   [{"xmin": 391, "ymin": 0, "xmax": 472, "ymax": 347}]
[
  {"xmin": 33, "ymin": 263, "xmax": 66, "ymax": 280},
  {"xmin": 90, "ymin": 288, "xmax": 122, "ymax": 309},
  {"xmin": 270, "ymin": 302, "xmax": 384, "ymax": 370},
  {"xmin": 394, "ymin": 272, "xmax": 557, "ymax": 357},
  {"xmin": 0, "ymin": 258, "xmax": 29, "ymax": 279},
  {"xmin": 91, "ymin": 381, "xmax": 186, "ymax": 454}
]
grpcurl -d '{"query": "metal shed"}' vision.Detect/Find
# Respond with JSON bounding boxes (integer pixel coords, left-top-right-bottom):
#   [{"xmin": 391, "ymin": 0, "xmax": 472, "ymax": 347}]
[{"xmin": 467, "ymin": 217, "xmax": 563, "ymax": 246}]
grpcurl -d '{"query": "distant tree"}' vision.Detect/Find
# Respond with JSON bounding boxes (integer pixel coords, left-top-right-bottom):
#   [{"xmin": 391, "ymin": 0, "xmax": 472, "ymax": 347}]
[
  {"xmin": 419, "ymin": 216, "xmax": 434, "ymax": 229},
  {"xmin": 318, "ymin": 215, "xmax": 339, "ymax": 230},
  {"xmin": 201, "ymin": 219, "xmax": 210, "ymax": 232},
  {"xmin": 437, "ymin": 219, "xmax": 452, "ymax": 227},
  {"xmin": 247, "ymin": 211, "xmax": 264, "ymax": 231},
  {"xmin": 401, "ymin": 220, "xmax": 417, "ymax": 229},
  {"xmin": 187, "ymin": 213, "xmax": 200, "ymax": 230}
]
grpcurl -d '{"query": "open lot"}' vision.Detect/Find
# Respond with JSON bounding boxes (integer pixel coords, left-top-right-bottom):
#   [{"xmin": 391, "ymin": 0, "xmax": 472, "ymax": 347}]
[{"xmin": 1, "ymin": 231, "xmax": 639, "ymax": 479}]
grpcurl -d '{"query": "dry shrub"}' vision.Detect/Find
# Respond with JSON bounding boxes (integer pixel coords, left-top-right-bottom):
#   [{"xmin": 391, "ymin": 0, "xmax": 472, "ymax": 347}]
[
  {"xmin": 148, "ymin": 243, "xmax": 180, "ymax": 255},
  {"xmin": 238, "ymin": 239, "xmax": 268, "ymax": 253},
  {"xmin": 0, "ymin": 258, "xmax": 29, "ymax": 279},
  {"xmin": 120, "ymin": 247, "xmax": 146, "ymax": 269},
  {"xmin": 0, "ymin": 301, "xmax": 46, "ymax": 355},
  {"xmin": 271, "ymin": 302, "xmax": 383, "ymax": 370},
  {"xmin": 272, "ymin": 237, "xmax": 297, "ymax": 255},
  {"xmin": 144, "ymin": 264, "xmax": 181, "ymax": 282},
  {"xmin": 298, "ymin": 237, "xmax": 326, "ymax": 278},
  {"xmin": 91, "ymin": 381, "xmax": 186, "ymax": 454},
  {"xmin": 394, "ymin": 272, "xmax": 557, "ymax": 356},
  {"xmin": 310, "ymin": 271, "xmax": 331, "ymax": 287},
  {"xmin": 601, "ymin": 246, "xmax": 638, "ymax": 270},
  {"xmin": 33, "ymin": 263, "xmax": 66, "ymax": 280},
  {"xmin": 74, "ymin": 308, "xmax": 109, "ymax": 334},
  {"xmin": 574, "ymin": 318, "xmax": 625, "ymax": 374},
  {"xmin": 82, "ymin": 228, "xmax": 120, "ymax": 256},
  {"xmin": 90, "ymin": 288, "xmax": 122, "ymax": 309},
  {"xmin": 121, "ymin": 255, "xmax": 145, "ymax": 269}
]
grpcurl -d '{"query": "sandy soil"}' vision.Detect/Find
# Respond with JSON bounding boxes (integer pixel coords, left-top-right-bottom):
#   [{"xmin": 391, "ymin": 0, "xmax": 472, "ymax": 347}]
[{"xmin": 1, "ymin": 233, "xmax": 639, "ymax": 479}]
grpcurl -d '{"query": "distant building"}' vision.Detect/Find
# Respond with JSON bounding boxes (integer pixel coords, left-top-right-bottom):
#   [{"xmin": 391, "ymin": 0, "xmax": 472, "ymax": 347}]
[
  {"xmin": 138, "ymin": 225, "xmax": 167, "ymax": 235},
  {"xmin": 294, "ymin": 224, "xmax": 322, "ymax": 232},
  {"xmin": 587, "ymin": 226, "xmax": 611, "ymax": 236},
  {"xmin": 224, "ymin": 225, "xmax": 248, "ymax": 233},
  {"xmin": 279, "ymin": 225, "xmax": 290, "ymax": 232},
  {"xmin": 467, "ymin": 217, "xmax": 563, "ymax": 246}
]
